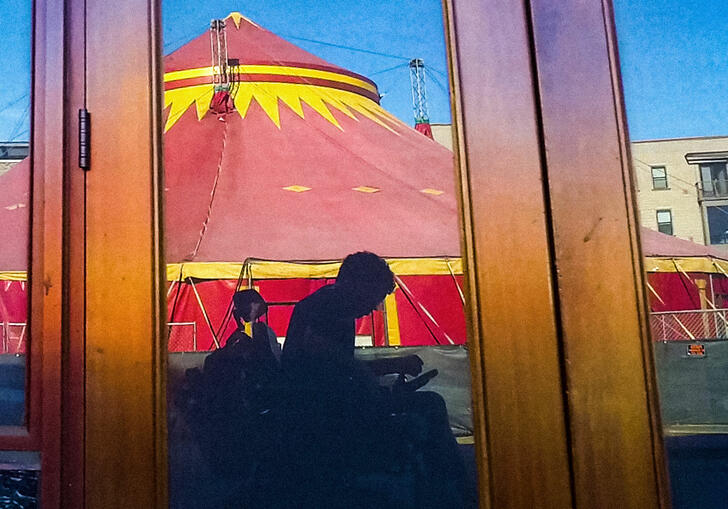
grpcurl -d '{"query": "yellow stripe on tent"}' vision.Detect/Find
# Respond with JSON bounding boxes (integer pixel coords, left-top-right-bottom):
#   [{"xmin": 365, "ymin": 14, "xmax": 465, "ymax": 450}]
[
  {"xmin": 164, "ymin": 65, "xmax": 378, "ymax": 96},
  {"xmin": 0, "ymin": 271, "xmax": 28, "ymax": 281},
  {"xmin": 165, "ymin": 258, "xmax": 464, "ymax": 281},
  {"xmin": 8, "ymin": 256, "xmax": 727, "ymax": 283}
]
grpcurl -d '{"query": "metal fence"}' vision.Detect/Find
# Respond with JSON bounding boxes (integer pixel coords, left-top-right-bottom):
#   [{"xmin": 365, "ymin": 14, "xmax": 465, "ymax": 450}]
[
  {"xmin": 12, "ymin": 311, "xmax": 726, "ymax": 353},
  {"xmin": 1, "ymin": 321, "xmax": 200, "ymax": 353},
  {"xmin": 650, "ymin": 309, "xmax": 728, "ymax": 342},
  {"xmin": 1, "ymin": 322, "xmax": 27, "ymax": 354},
  {"xmin": 168, "ymin": 321, "xmax": 198, "ymax": 351}
]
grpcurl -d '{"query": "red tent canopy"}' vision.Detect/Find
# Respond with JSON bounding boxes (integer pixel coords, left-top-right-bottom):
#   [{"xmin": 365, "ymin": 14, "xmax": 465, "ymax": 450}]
[
  {"xmin": 0, "ymin": 159, "xmax": 30, "ymax": 271},
  {"xmin": 163, "ymin": 13, "xmax": 459, "ymax": 264},
  {"xmin": 640, "ymin": 227, "xmax": 728, "ymax": 260}
]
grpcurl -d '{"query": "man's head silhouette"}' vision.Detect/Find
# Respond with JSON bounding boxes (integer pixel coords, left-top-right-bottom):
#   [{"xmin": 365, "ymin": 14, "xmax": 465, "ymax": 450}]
[{"xmin": 336, "ymin": 252, "xmax": 395, "ymax": 318}]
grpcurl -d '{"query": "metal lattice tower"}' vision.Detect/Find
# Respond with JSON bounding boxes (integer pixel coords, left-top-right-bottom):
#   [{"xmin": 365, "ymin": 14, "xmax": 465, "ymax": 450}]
[
  {"xmin": 409, "ymin": 58, "xmax": 430, "ymax": 125},
  {"xmin": 210, "ymin": 19, "xmax": 230, "ymax": 91}
]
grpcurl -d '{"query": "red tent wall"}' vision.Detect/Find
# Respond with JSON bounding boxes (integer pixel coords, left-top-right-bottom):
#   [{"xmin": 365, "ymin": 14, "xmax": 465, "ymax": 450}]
[
  {"xmin": 167, "ymin": 275, "xmax": 467, "ymax": 351},
  {"xmin": 647, "ymin": 272, "xmax": 708, "ymax": 312}
]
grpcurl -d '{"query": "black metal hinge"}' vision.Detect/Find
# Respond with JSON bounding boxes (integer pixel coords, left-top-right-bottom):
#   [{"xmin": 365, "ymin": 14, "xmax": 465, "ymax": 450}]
[{"xmin": 79, "ymin": 108, "xmax": 91, "ymax": 170}]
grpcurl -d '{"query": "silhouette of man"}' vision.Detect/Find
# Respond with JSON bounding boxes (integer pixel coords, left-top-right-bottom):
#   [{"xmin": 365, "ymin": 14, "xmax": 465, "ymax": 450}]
[
  {"xmin": 277, "ymin": 252, "xmax": 465, "ymax": 509},
  {"xmin": 282, "ymin": 251, "xmax": 422, "ymax": 379}
]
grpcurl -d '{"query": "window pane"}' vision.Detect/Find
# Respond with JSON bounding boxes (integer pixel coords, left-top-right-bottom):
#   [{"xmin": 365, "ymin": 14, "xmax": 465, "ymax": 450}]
[
  {"xmin": 0, "ymin": 0, "xmax": 31, "ymax": 427},
  {"xmin": 162, "ymin": 4, "xmax": 478, "ymax": 508},
  {"xmin": 656, "ymin": 210, "xmax": 672, "ymax": 224},
  {"xmin": 706, "ymin": 206, "xmax": 728, "ymax": 244},
  {"xmin": 615, "ymin": 1, "xmax": 728, "ymax": 506}
]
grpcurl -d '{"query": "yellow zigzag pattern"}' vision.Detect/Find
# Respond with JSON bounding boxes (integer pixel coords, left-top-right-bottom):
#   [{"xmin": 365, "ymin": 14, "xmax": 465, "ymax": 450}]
[{"xmin": 163, "ymin": 82, "xmax": 404, "ymax": 133}]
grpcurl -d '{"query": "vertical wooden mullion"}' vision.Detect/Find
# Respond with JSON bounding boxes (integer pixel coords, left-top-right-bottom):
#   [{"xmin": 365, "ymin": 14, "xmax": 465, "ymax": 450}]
[
  {"xmin": 64, "ymin": 0, "xmax": 88, "ymax": 505},
  {"xmin": 447, "ymin": 1, "xmax": 573, "ymax": 507},
  {"xmin": 34, "ymin": 0, "xmax": 66, "ymax": 504},
  {"xmin": 527, "ymin": 0, "xmax": 669, "ymax": 507},
  {"xmin": 77, "ymin": 0, "xmax": 166, "ymax": 506}
]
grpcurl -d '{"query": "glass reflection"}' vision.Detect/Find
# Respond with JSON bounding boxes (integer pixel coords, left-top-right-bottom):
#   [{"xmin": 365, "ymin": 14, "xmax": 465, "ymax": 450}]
[
  {"xmin": 614, "ymin": 1, "xmax": 728, "ymax": 507},
  {"xmin": 0, "ymin": 0, "xmax": 31, "ymax": 427},
  {"xmin": 163, "ymin": 4, "xmax": 476, "ymax": 508}
]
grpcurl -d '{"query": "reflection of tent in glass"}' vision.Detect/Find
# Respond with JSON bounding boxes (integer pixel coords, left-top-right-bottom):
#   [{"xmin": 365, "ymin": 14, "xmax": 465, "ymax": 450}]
[
  {"xmin": 163, "ymin": 12, "xmax": 466, "ymax": 350},
  {"xmin": 642, "ymin": 228, "xmax": 728, "ymax": 342},
  {"xmin": 0, "ymin": 158, "xmax": 29, "ymax": 354},
  {"xmin": 642, "ymin": 228, "xmax": 728, "ymax": 311}
]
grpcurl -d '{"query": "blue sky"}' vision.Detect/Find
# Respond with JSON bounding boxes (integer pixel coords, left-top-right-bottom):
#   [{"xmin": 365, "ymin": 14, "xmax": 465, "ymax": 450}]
[
  {"xmin": 613, "ymin": 0, "xmax": 728, "ymax": 140},
  {"xmin": 0, "ymin": 1, "xmax": 726, "ymax": 141},
  {"xmin": 162, "ymin": 0, "xmax": 451, "ymax": 127},
  {"xmin": 0, "ymin": 0, "xmax": 31, "ymax": 142}
]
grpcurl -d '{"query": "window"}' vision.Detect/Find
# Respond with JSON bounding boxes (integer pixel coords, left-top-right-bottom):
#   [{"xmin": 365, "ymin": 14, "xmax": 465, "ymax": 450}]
[
  {"xmin": 656, "ymin": 209, "xmax": 673, "ymax": 235},
  {"xmin": 162, "ymin": 5, "xmax": 478, "ymax": 508},
  {"xmin": 706, "ymin": 206, "xmax": 728, "ymax": 244},
  {"xmin": 651, "ymin": 165, "xmax": 668, "ymax": 189},
  {"xmin": 699, "ymin": 162, "xmax": 728, "ymax": 197}
]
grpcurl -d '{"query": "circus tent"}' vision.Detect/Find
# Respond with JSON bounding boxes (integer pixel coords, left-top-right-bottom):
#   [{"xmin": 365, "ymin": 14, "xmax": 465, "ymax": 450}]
[
  {"xmin": 641, "ymin": 227, "xmax": 728, "ymax": 312},
  {"xmin": 5, "ymin": 13, "xmax": 725, "ymax": 351},
  {"xmin": 163, "ymin": 12, "xmax": 465, "ymax": 350}
]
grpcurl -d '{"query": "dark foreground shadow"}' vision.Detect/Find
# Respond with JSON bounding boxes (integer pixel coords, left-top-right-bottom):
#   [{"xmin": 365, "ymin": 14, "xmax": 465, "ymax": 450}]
[{"xmin": 168, "ymin": 346, "xmax": 478, "ymax": 509}]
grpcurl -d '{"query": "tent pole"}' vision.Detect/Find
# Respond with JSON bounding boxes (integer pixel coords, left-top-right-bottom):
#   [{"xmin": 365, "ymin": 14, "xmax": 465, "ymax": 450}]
[
  {"xmin": 446, "ymin": 259, "xmax": 465, "ymax": 305},
  {"xmin": 393, "ymin": 275, "xmax": 443, "ymax": 345},
  {"xmin": 645, "ymin": 282, "xmax": 665, "ymax": 305},
  {"xmin": 674, "ymin": 261, "xmax": 728, "ymax": 329},
  {"xmin": 188, "ymin": 277, "xmax": 220, "ymax": 349}
]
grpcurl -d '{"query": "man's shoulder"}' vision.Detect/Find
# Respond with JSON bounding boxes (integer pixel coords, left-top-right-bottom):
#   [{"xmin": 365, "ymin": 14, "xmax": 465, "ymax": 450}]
[{"xmin": 297, "ymin": 284, "xmax": 342, "ymax": 310}]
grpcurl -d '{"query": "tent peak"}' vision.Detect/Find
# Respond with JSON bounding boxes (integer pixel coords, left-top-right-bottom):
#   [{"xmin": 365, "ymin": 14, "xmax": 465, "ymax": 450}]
[{"xmin": 225, "ymin": 12, "xmax": 258, "ymax": 30}]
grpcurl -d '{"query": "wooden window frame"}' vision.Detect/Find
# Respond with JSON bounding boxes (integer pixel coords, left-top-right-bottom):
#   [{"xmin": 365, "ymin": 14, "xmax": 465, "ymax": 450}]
[
  {"xmin": 55, "ymin": 0, "xmax": 672, "ymax": 507},
  {"xmin": 0, "ymin": 0, "xmax": 65, "ymax": 505}
]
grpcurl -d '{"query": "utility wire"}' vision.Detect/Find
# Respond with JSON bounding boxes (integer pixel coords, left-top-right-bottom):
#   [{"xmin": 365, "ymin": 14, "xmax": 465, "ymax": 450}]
[
  {"xmin": 632, "ymin": 157, "xmax": 698, "ymax": 193},
  {"xmin": 279, "ymin": 33, "xmax": 411, "ymax": 61},
  {"xmin": 425, "ymin": 68, "xmax": 449, "ymax": 96},
  {"xmin": 429, "ymin": 66, "xmax": 449, "ymax": 80},
  {"xmin": 9, "ymin": 128, "xmax": 30, "ymax": 142},
  {"xmin": 7, "ymin": 102, "xmax": 30, "ymax": 141},
  {"xmin": 632, "ymin": 157, "xmax": 728, "ymax": 239},
  {"xmin": 0, "ymin": 92, "xmax": 29, "ymax": 116},
  {"xmin": 161, "ymin": 23, "xmax": 450, "ymax": 81},
  {"xmin": 369, "ymin": 62, "xmax": 409, "ymax": 77}
]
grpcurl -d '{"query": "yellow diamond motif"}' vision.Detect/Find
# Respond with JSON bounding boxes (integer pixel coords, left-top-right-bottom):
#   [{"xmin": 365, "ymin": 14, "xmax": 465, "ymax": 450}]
[
  {"xmin": 352, "ymin": 186, "xmax": 380, "ymax": 194},
  {"xmin": 283, "ymin": 185, "xmax": 312, "ymax": 193},
  {"xmin": 421, "ymin": 188, "xmax": 444, "ymax": 196}
]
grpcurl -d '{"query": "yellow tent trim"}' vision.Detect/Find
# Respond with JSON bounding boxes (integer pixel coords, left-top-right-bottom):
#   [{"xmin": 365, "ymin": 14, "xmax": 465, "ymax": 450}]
[
  {"xmin": 165, "ymin": 65, "xmax": 378, "ymax": 96},
  {"xmin": 6, "ymin": 256, "xmax": 727, "ymax": 282},
  {"xmin": 166, "ymin": 258, "xmax": 464, "ymax": 281},
  {"xmin": 164, "ymin": 83, "xmax": 400, "ymax": 133},
  {"xmin": 0, "ymin": 271, "xmax": 27, "ymax": 281},
  {"xmin": 644, "ymin": 257, "xmax": 728, "ymax": 274}
]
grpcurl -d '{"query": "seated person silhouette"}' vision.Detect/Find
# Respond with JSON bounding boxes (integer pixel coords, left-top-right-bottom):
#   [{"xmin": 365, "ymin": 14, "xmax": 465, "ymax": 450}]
[
  {"xmin": 276, "ymin": 251, "xmax": 465, "ymax": 509},
  {"xmin": 204, "ymin": 289, "xmax": 279, "ymax": 409},
  {"xmin": 195, "ymin": 289, "xmax": 280, "ymax": 480}
]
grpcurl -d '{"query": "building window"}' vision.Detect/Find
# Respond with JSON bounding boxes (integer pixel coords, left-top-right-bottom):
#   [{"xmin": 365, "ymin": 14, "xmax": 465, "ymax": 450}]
[
  {"xmin": 699, "ymin": 162, "xmax": 728, "ymax": 198},
  {"xmin": 706, "ymin": 206, "xmax": 728, "ymax": 244},
  {"xmin": 650, "ymin": 166, "xmax": 668, "ymax": 189},
  {"xmin": 656, "ymin": 209, "xmax": 673, "ymax": 235}
]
